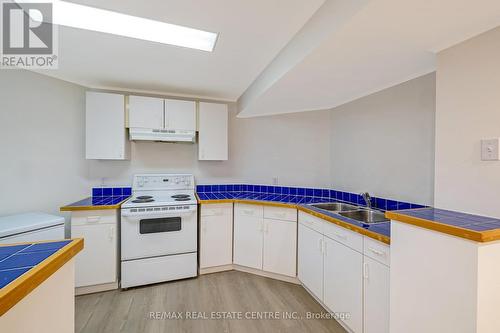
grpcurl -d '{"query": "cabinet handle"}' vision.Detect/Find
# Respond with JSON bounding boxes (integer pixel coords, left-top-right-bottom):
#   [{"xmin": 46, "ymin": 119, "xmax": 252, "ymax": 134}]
[
  {"xmin": 334, "ymin": 232, "xmax": 347, "ymax": 240},
  {"xmin": 368, "ymin": 247, "xmax": 385, "ymax": 256},
  {"xmin": 318, "ymin": 238, "xmax": 323, "ymax": 253},
  {"xmin": 162, "ymin": 100, "xmax": 167, "ymax": 128},
  {"xmin": 363, "ymin": 262, "xmax": 369, "ymax": 279},
  {"xmin": 108, "ymin": 226, "xmax": 114, "ymax": 242},
  {"xmin": 86, "ymin": 216, "xmax": 101, "ymax": 223}
]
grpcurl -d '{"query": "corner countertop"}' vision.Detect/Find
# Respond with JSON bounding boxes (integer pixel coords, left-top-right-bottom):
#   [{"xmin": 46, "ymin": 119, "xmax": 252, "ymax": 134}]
[
  {"xmin": 386, "ymin": 208, "xmax": 500, "ymax": 242},
  {"xmin": 196, "ymin": 192, "xmax": 391, "ymax": 245},
  {"xmin": 60, "ymin": 196, "xmax": 130, "ymax": 211},
  {"xmin": 0, "ymin": 238, "xmax": 84, "ymax": 316}
]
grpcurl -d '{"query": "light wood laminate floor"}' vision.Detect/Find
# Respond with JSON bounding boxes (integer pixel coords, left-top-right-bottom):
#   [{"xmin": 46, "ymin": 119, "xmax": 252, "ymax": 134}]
[{"xmin": 76, "ymin": 271, "xmax": 347, "ymax": 333}]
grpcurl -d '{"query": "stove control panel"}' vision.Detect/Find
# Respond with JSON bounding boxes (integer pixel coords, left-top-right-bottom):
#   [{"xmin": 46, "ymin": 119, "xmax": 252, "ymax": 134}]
[{"xmin": 132, "ymin": 174, "xmax": 194, "ymax": 191}]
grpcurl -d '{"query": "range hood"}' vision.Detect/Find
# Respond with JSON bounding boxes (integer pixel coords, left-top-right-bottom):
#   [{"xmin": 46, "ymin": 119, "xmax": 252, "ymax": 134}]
[{"xmin": 129, "ymin": 128, "xmax": 196, "ymax": 143}]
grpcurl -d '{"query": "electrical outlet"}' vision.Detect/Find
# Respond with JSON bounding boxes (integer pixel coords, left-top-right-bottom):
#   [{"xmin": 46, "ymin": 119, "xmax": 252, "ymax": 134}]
[{"xmin": 481, "ymin": 138, "xmax": 500, "ymax": 161}]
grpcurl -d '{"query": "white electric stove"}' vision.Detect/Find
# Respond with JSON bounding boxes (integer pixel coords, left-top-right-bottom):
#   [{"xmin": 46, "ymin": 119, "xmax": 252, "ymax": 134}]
[{"xmin": 120, "ymin": 174, "xmax": 197, "ymax": 288}]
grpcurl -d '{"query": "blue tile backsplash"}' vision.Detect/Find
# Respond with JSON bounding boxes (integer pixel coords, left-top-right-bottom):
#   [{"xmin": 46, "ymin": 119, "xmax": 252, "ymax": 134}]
[
  {"xmin": 92, "ymin": 187, "xmax": 132, "ymax": 198},
  {"xmin": 196, "ymin": 183, "xmax": 426, "ymax": 211}
]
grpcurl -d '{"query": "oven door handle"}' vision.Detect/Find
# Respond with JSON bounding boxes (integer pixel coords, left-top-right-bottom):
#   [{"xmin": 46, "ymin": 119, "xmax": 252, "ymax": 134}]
[{"xmin": 122, "ymin": 210, "xmax": 195, "ymax": 218}]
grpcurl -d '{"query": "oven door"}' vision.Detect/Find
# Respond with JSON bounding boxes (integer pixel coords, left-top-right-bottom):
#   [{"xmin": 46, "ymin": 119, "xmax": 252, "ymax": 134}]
[{"xmin": 121, "ymin": 208, "xmax": 197, "ymax": 261}]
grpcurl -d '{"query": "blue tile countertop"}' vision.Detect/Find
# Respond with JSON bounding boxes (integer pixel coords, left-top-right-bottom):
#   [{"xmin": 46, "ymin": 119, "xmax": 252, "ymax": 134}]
[
  {"xmin": 0, "ymin": 240, "xmax": 71, "ymax": 289},
  {"xmin": 0, "ymin": 239, "xmax": 84, "ymax": 316},
  {"xmin": 197, "ymin": 189, "xmax": 392, "ymax": 244},
  {"xmin": 60, "ymin": 187, "xmax": 132, "ymax": 212},
  {"xmin": 386, "ymin": 208, "xmax": 500, "ymax": 242}
]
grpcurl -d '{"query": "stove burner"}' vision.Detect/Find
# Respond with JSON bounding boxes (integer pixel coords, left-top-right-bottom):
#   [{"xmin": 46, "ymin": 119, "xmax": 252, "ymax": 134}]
[
  {"xmin": 132, "ymin": 198, "xmax": 155, "ymax": 203},
  {"xmin": 175, "ymin": 198, "xmax": 191, "ymax": 201},
  {"xmin": 171, "ymin": 194, "xmax": 190, "ymax": 199},
  {"xmin": 137, "ymin": 195, "xmax": 153, "ymax": 200}
]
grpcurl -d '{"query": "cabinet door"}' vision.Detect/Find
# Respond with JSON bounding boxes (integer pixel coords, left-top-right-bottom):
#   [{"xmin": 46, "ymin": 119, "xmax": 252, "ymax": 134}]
[
  {"xmin": 233, "ymin": 214, "xmax": 263, "ymax": 269},
  {"xmin": 165, "ymin": 99, "xmax": 196, "ymax": 131},
  {"xmin": 324, "ymin": 237, "xmax": 363, "ymax": 333},
  {"xmin": 198, "ymin": 102, "xmax": 228, "ymax": 160},
  {"xmin": 364, "ymin": 256, "xmax": 390, "ymax": 333},
  {"xmin": 298, "ymin": 223, "xmax": 324, "ymax": 299},
  {"xmin": 71, "ymin": 223, "xmax": 117, "ymax": 287},
  {"xmin": 128, "ymin": 95, "xmax": 164, "ymax": 129},
  {"xmin": 200, "ymin": 213, "xmax": 233, "ymax": 268},
  {"xmin": 86, "ymin": 91, "xmax": 129, "ymax": 160},
  {"xmin": 263, "ymin": 219, "xmax": 296, "ymax": 277}
]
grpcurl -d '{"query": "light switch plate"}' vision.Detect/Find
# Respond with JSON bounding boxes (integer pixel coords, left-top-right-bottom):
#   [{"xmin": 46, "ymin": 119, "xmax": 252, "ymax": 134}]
[{"xmin": 481, "ymin": 138, "xmax": 500, "ymax": 161}]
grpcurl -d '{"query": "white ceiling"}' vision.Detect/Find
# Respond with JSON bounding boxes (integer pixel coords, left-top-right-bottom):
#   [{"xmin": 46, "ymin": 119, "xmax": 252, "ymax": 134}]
[
  {"xmin": 35, "ymin": 0, "xmax": 325, "ymax": 100},
  {"xmin": 237, "ymin": 0, "xmax": 500, "ymax": 117}
]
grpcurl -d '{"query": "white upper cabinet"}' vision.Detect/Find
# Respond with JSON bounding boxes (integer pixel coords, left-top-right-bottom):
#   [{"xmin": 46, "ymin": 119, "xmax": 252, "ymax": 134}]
[
  {"xmin": 165, "ymin": 99, "xmax": 196, "ymax": 131},
  {"xmin": 198, "ymin": 102, "xmax": 228, "ymax": 160},
  {"xmin": 128, "ymin": 95, "xmax": 164, "ymax": 129},
  {"xmin": 85, "ymin": 91, "xmax": 130, "ymax": 160},
  {"xmin": 128, "ymin": 96, "xmax": 196, "ymax": 132}
]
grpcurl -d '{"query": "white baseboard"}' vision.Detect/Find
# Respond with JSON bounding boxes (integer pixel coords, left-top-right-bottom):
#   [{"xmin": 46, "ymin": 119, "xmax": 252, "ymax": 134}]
[
  {"xmin": 75, "ymin": 281, "xmax": 119, "ymax": 296},
  {"xmin": 200, "ymin": 264, "xmax": 300, "ymax": 285},
  {"xmin": 199, "ymin": 264, "xmax": 234, "ymax": 275}
]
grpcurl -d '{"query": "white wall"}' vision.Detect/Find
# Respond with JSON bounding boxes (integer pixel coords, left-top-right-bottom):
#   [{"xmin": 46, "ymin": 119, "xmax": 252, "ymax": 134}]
[
  {"xmin": 435, "ymin": 26, "xmax": 500, "ymax": 218},
  {"xmin": 329, "ymin": 73, "xmax": 436, "ymax": 205},
  {"xmin": 89, "ymin": 107, "xmax": 332, "ymax": 188},
  {"xmin": 0, "ymin": 68, "xmax": 434, "ymax": 225},
  {"xmin": 0, "ymin": 70, "xmax": 90, "ymax": 219},
  {"xmin": 0, "ymin": 70, "xmax": 331, "ymax": 224}
]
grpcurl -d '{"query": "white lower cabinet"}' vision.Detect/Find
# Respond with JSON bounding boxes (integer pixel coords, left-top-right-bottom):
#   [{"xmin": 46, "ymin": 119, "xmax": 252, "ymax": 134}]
[
  {"xmin": 233, "ymin": 204, "xmax": 297, "ymax": 277},
  {"xmin": 200, "ymin": 204, "xmax": 233, "ymax": 268},
  {"xmin": 263, "ymin": 218, "xmax": 297, "ymax": 277},
  {"xmin": 298, "ymin": 223, "xmax": 324, "ymax": 298},
  {"xmin": 363, "ymin": 256, "xmax": 390, "ymax": 333},
  {"xmin": 70, "ymin": 210, "xmax": 118, "ymax": 288},
  {"xmin": 233, "ymin": 205, "xmax": 264, "ymax": 270},
  {"xmin": 298, "ymin": 211, "xmax": 390, "ymax": 333},
  {"xmin": 324, "ymin": 236, "xmax": 363, "ymax": 333}
]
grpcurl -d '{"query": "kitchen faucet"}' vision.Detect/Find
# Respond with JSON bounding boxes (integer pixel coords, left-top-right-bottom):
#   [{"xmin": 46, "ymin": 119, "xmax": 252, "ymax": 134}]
[{"xmin": 361, "ymin": 192, "xmax": 372, "ymax": 209}]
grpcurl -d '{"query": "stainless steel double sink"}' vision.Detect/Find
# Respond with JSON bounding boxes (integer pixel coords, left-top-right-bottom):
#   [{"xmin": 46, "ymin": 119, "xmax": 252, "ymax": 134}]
[{"xmin": 308, "ymin": 202, "xmax": 389, "ymax": 225}]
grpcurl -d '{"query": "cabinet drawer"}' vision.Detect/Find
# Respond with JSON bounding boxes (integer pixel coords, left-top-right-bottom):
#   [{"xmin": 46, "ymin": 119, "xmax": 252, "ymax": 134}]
[
  {"xmin": 298, "ymin": 211, "xmax": 324, "ymax": 234},
  {"xmin": 323, "ymin": 221, "xmax": 363, "ymax": 253},
  {"xmin": 363, "ymin": 237, "xmax": 390, "ymax": 266},
  {"xmin": 264, "ymin": 206, "xmax": 297, "ymax": 222},
  {"xmin": 71, "ymin": 210, "xmax": 117, "ymax": 226},
  {"xmin": 201, "ymin": 203, "xmax": 233, "ymax": 217},
  {"xmin": 234, "ymin": 203, "xmax": 263, "ymax": 217}
]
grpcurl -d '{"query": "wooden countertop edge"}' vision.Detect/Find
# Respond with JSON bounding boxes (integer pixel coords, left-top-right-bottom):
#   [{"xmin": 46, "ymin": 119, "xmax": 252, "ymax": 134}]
[
  {"xmin": 60, "ymin": 197, "xmax": 129, "ymax": 212},
  {"xmin": 198, "ymin": 198, "xmax": 390, "ymax": 245},
  {"xmin": 385, "ymin": 211, "xmax": 500, "ymax": 243},
  {"xmin": 0, "ymin": 238, "xmax": 84, "ymax": 316}
]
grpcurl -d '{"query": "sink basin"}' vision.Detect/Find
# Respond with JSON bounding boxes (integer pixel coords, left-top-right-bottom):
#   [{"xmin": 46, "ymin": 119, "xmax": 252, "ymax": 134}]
[
  {"xmin": 338, "ymin": 209, "xmax": 389, "ymax": 224},
  {"xmin": 309, "ymin": 202, "xmax": 359, "ymax": 212}
]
